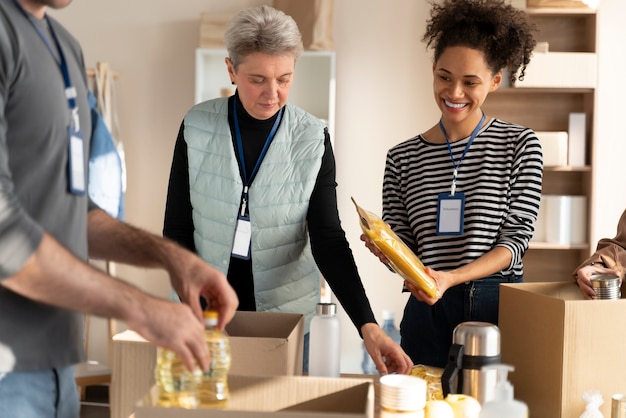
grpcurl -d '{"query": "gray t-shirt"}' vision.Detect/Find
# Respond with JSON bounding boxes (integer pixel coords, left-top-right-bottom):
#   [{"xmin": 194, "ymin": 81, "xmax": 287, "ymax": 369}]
[{"xmin": 0, "ymin": 1, "xmax": 92, "ymax": 371}]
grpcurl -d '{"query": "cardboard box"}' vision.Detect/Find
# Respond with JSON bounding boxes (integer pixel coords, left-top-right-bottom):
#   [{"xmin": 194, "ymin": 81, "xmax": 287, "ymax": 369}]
[
  {"xmin": 499, "ymin": 282, "xmax": 626, "ymax": 418},
  {"xmin": 134, "ymin": 375, "xmax": 374, "ymax": 418},
  {"xmin": 199, "ymin": 13, "xmax": 234, "ymax": 48},
  {"xmin": 225, "ymin": 311, "xmax": 305, "ymax": 377},
  {"xmin": 535, "ymin": 131, "xmax": 568, "ymax": 167},
  {"xmin": 514, "ymin": 52, "xmax": 597, "ymax": 88},
  {"xmin": 111, "ymin": 311, "xmax": 304, "ymax": 418}
]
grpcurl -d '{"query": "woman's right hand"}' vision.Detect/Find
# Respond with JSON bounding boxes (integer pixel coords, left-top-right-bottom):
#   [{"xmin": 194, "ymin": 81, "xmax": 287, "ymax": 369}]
[{"xmin": 360, "ymin": 233, "xmax": 390, "ymax": 265}]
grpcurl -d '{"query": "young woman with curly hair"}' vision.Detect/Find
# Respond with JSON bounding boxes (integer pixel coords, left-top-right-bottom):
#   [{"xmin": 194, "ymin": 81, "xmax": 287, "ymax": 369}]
[{"xmin": 362, "ymin": 0, "xmax": 543, "ymax": 368}]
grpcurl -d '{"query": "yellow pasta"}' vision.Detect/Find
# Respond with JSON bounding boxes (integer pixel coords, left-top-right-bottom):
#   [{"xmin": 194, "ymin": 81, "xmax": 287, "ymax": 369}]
[{"xmin": 352, "ymin": 198, "xmax": 439, "ymax": 299}]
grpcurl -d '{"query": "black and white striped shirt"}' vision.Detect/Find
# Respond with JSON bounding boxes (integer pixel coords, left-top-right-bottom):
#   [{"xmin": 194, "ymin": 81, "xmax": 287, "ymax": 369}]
[{"xmin": 383, "ymin": 118, "xmax": 543, "ymax": 277}]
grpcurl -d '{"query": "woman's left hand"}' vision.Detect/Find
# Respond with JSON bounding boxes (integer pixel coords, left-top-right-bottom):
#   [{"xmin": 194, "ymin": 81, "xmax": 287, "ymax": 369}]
[{"xmin": 404, "ymin": 267, "xmax": 450, "ymax": 305}]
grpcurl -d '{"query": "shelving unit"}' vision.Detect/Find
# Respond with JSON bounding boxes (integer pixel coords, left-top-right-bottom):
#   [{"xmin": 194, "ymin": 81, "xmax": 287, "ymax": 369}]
[
  {"xmin": 194, "ymin": 48, "xmax": 336, "ymax": 139},
  {"xmin": 482, "ymin": 7, "xmax": 597, "ymax": 282}
]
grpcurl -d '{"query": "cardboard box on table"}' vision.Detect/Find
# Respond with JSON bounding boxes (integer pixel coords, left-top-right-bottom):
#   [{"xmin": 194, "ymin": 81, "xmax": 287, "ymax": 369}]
[
  {"xmin": 499, "ymin": 282, "xmax": 626, "ymax": 418},
  {"xmin": 134, "ymin": 375, "xmax": 374, "ymax": 418},
  {"xmin": 111, "ymin": 311, "xmax": 304, "ymax": 418}
]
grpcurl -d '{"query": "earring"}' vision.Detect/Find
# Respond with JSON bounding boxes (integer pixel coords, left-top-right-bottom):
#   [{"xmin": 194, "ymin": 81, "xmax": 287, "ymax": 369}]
[{"xmin": 231, "ymin": 81, "xmax": 235, "ymax": 85}]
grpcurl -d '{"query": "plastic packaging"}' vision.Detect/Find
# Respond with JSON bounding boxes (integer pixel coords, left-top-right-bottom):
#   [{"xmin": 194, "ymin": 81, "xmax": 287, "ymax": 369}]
[
  {"xmin": 411, "ymin": 364, "xmax": 445, "ymax": 400},
  {"xmin": 579, "ymin": 390, "xmax": 604, "ymax": 418},
  {"xmin": 362, "ymin": 310, "xmax": 401, "ymax": 374},
  {"xmin": 479, "ymin": 364, "xmax": 528, "ymax": 418},
  {"xmin": 309, "ymin": 302, "xmax": 341, "ymax": 377},
  {"xmin": 198, "ymin": 310, "xmax": 231, "ymax": 408},
  {"xmin": 351, "ymin": 197, "xmax": 438, "ymax": 299}
]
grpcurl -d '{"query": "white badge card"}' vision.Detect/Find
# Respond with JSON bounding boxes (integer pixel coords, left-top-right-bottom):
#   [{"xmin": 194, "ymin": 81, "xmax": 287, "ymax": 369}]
[
  {"xmin": 231, "ymin": 215, "xmax": 252, "ymax": 259},
  {"xmin": 68, "ymin": 126, "xmax": 86, "ymax": 195},
  {"xmin": 437, "ymin": 192, "xmax": 465, "ymax": 235}
]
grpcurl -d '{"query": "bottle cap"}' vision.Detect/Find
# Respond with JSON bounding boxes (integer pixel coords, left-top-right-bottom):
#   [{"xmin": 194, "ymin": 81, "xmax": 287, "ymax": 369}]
[
  {"xmin": 382, "ymin": 309, "xmax": 395, "ymax": 321},
  {"xmin": 203, "ymin": 310, "xmax": 219, "ymax": 326},
  {"xmin": 316, "ymin": 302, "xmax": 337, "ymax": 316}
]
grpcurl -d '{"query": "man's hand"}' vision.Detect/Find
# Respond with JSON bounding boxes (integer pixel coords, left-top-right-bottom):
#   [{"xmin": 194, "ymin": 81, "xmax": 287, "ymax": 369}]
[{"xmin": 164, "ymin": 244, "xmax": 238, "ymax": 330}]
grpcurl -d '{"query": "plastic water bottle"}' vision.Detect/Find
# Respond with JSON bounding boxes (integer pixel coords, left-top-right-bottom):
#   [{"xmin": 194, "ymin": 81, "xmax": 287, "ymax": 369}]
[
  {"xmin": 361, "ymin": 342, "xmax": 378, "ymax": 374},
  {"xmin": 198, "ymin": 310, "xmax": 231, "ymax": 408},
  {"xmin": 309, "ymin": 302, "xmax": 341, "ymax": 377},
  {"xmin": 362, "ymin": 310, "xmax": 401, "ymax": 374},
  {"xmin": 381, "ymin": 309, "xmax": 401, "ymax": 345}
]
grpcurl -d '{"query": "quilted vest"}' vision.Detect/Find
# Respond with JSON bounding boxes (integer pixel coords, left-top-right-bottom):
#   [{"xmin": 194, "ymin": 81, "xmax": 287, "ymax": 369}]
[{"xmin": 184, "ymin": 98, "xmax": 326, "ymax": 330}]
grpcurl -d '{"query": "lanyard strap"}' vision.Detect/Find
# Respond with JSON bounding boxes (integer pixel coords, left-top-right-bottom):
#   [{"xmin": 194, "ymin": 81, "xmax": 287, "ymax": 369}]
[
  {"xmin": 13, "ymin": 0, "xmax": 77, "ymax": 115},
  {"xmin": 439, "ymin": 113, "xmax": 486, "ymax": 196},
  {"xmin": 233, "ymin": 97, "xmax": 283, "ymax": 186}
]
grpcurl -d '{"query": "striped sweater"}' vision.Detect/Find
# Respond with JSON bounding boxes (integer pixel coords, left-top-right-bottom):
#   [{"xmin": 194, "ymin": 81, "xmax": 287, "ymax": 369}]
[{"xmin": 383, "ymin": 118, "xmax": 543, "ymax": 276}]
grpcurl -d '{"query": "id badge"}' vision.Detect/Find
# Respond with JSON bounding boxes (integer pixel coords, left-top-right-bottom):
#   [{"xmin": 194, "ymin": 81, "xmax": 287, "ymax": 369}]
[
  {"xmin": 436, "ymin": 192, "xmax": 465, "ymax": 235},
  {"xmin": 68, "ymin": 125, "xmax": 86, "ymax": 195},
  {"xmin": 231, "ymin": 215, "xmax": 251, "ymax": 259}
]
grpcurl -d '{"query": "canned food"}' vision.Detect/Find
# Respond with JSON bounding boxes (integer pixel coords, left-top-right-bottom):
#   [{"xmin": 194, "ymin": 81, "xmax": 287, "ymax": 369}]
[
  {"xmin": 590, "ymin": 273, "xmax": 621, "ymax": 300},
  {"xmin": 612, "ymin": 393, "xmax": 626, "ymax": 418}
]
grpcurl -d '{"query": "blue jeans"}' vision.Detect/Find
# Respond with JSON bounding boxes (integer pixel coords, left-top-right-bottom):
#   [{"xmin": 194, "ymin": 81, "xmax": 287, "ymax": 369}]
[
  {"xmin": 400, "ymin": 275, "xmax": 522, "ymax": 368},
  {"xmin": 0, "ymin": 366, "xmax": 79, "ymax": 418}
]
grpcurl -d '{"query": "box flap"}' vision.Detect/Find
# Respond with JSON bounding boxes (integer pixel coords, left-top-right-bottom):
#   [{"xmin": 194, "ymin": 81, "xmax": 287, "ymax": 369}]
[
  {"xmin": 135, "ymin": 375, "xmax": 374, "ymax": 418},
  {"xmin": 279, "ymin": 384, "xmax": 373, "ymax": 417},
  {"xmin": 226, "ymin": 311, "xmax": 303, "ymax": 339},
  {"xmin": 499, "ymin": 283, "xmax": 566, "ymax": 417}
]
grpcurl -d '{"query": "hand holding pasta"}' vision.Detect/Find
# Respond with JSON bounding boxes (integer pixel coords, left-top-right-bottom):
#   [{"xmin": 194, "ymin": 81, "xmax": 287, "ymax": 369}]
[{"xmin": 352, "ymin": 198, "xmax": 439, "ymax": 299}]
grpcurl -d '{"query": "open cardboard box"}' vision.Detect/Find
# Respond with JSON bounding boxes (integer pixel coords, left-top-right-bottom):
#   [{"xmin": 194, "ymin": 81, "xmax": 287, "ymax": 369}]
[
  {"xmin": 499, "ymin": 282, "xmax": 626, "ymax": 418},
  {"xmin": 111, "ymin": 311, "xmax": 304, "ymax": 418},
  {"xmin": 134, "ymin": 375, "xmax": 374, "ymax": 418}
]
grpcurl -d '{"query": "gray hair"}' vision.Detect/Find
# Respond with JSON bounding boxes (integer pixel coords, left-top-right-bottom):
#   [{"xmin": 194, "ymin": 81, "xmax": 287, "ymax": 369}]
[{"xmin": 224, "ymin": 5, "xmax": 304, "ymax": 69}]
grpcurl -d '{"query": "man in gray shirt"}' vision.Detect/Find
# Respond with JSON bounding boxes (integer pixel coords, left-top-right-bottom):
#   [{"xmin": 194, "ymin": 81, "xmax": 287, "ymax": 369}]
[{"xmin": 0, "ymin": 1, "xmax": 239, "ymax": 416}]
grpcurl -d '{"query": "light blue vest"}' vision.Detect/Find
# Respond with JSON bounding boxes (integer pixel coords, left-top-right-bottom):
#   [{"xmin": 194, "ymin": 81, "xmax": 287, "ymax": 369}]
[{"xmin": 184, "ymin": 98, "xmax": 326, "ymax": 331}]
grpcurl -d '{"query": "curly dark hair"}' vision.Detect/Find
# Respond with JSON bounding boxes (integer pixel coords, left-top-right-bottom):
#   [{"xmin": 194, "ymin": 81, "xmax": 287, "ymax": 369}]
[{"xmin": 423, "ymin": 0, "xmax": 537, "ymax": 82}]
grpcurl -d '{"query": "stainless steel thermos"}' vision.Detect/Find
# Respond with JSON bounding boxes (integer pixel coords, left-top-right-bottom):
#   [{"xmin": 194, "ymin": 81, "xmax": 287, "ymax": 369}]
[{"xmin": 442, "ymin": 321, "xmax": 501, "ymax": 405}]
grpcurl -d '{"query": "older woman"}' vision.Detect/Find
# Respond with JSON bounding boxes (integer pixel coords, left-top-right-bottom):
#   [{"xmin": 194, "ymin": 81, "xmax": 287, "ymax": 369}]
[{"xmin": 163, "ymin": 5, "xmax": 412, "ymax": 375}]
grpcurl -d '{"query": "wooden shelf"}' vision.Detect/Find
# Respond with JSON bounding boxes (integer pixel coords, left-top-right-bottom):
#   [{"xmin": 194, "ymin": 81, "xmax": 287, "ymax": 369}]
[
  {"xmin": 525, "ymin": 7, "xmax": 597, "ymax": 15},
  {"xmin": 508, "ymin": 8, "xmax": 598, "ymax": 282},
  {"xmin": 529, "ymin": 242, "xmax": 589, "ymax": 250}
]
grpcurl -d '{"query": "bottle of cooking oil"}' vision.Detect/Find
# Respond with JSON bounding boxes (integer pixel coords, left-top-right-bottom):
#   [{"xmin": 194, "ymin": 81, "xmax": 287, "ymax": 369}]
[
  {"xmin": 198, "ymin": 309, "xmax": 231, "ymax": 409},
  {"xmin": 154, "ymin": 346, "xmax": 201, "ymax": 409}
]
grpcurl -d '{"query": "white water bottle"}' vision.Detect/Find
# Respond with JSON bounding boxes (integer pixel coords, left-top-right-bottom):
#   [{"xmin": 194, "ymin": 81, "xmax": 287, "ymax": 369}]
[{"xmin": 309, "ymin": 302, "xmax": 341, "ymax": 377}]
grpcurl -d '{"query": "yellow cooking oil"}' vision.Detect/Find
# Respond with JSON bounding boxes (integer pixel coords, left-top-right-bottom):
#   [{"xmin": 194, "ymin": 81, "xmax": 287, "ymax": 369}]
[{"xmin": 197, "ymin": 310, "xmax": 232, "ymax": 409}]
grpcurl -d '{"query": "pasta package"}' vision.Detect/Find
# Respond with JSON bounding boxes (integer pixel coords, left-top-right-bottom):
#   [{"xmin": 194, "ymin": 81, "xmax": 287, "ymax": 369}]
[
  {"xmin": 352, "ymin": 197, "xmax": 439, "ymax": 299},
  {"xmin": 410, "ymin": 364, "xmax": 444, "ymax": 400}
]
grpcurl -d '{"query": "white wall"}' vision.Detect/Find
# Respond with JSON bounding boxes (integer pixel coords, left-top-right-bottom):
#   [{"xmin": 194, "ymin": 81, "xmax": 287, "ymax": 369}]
[{"xmin": 52, "ymin": 0, "xmax": 626, "ymax": 372}]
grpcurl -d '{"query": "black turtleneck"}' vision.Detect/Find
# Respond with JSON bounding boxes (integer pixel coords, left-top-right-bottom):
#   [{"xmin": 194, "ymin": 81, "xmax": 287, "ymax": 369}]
[{"xmin": 163, "ymin": 94, "xmax": 376, "ymax": 334}]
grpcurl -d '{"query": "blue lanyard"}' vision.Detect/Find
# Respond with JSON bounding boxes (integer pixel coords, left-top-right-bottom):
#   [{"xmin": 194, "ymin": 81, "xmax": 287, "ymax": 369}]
[
  {"xmin": 439, "ymin": 113, "xmax": 486, "ymax": 196},
  {"xmin": 233, "ymin": 97, "xmax": 283, "ymax": 186},
  {"xmin": 233, "ymin": 97, "xmax": 283, "ymax": 216},
  {"xmin": 13, "ymin": 0, "xmax": 78, "ymax": 121}
]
